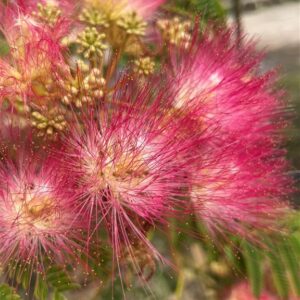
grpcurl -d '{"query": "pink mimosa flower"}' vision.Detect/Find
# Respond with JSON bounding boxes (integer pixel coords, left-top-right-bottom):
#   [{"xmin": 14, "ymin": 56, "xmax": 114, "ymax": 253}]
[
  {"xmin": 0, "ymin": 152, "xmax": 85, "ymax": 278},
  {"xmin": 57, "ymin": 82, "xmax": 204, "ymax": 276},
  {"xmin": 167, "ymin": 27, "xmax": 291, "ymax": 236},
  {"xmin": 170, "ymin": 28, "xmax": 286, "ymax": 142},
  {"xmin": 190, "ymin": 142, "xmax": 290, "ymax": 236},
  {"xmin": 61, "ymin": 103, "xmax": 197, "ymax": 223},
  {"xmin": 15, "ymin": 0, "xmax": 77, "ymax": 21},
  {"xmin": 0, "ymin": 7, "xmax": 70, "ymax": 105}
]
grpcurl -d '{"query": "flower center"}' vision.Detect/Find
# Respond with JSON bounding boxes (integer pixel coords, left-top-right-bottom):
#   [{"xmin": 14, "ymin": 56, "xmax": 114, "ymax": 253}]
[
  {"xmin": 82, "ymin": 149, "xmax": 150, "ymax": 198},
  {"xmin": 13, "ymin": 185, "xmax": 57, "ymax": 230}
]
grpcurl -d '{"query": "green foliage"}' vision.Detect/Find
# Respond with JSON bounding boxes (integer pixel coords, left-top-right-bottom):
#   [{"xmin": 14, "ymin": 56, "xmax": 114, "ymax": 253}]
[
  {"xmin": 53, "ymin": 290, "xmax": 67, "ymax": 300},
  {"xmin": 268, "ymin": 245, "xmax": 289, "ymax": 298},
  {"xmin": 280, "ymin": 240, "xmax": 300, "ymax": 295},
  {"xmin": 0, "ymin": 38, "xmax": 9, "ymax": 57},
  {"xmin": 46, "ymin": 265, "xmax": 80, "ymax": 299},
  {"xmin": 6, "ymin": 262, "xmax": 33, "ymax": 291},
  {"xmin": 164, "ymin": 0, "xmax": 226, "ymax": 22},
  {"xmin": 0, "ymin": 284, "xmax": 21, "ymax": 300},
  {"xmin": 34, "ymin": 265, "xmax": 81, "ymax": 300},
  {"xmin": 5, "ymin": 263, "xmax": 80, "ymax": 300},
  {"xmin": 34, "ymin": 274, "xmax": 48, "ymax": 300},
  {"xmin": 242, "ymin": 241, "xmax": 263, "ymax": 297},
  {"xmin": 193, "ymin": 212, "xmax": 300, "ymax": 298},
  {"xmin": 238, "ymin": 214, "xmax": 300, "ymax": 298}
]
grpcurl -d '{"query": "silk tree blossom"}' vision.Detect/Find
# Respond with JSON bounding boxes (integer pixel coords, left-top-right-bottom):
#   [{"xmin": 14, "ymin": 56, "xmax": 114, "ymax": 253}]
[
  {"xmin": 57, "ymin": 83, "xmax": 207, "ymax": 273},
  {"xmin": 190, "ymin": 141, "xmax": 290, "ymax": 236},
  {"xmin": 0, "ymin": 7, "xmax": 70, "ymax": 105},
  {"xmin": 0, "ymin": 153, "xmax": 85, "ymax": 276},
  {"xmin": 0, "ymin": 0, "xmax": 294, "ymax": 293},
  {"xmin": 60, "ymin": 98, "xmax": 201, "ymax": 224},
  {"xmin": 0, "ymin": 2, "xmax": 70, "ymax": 46},
  {"xmin": 164, "ymin": 27, "xmax": 292, "ymax": 236},
  {"xmin": 170, "ymin": 29, "xmax": 286, "ymax": 145},
  {"xmin": 121, "ymin": 0, "xmax": 166, "ymax": 19}
]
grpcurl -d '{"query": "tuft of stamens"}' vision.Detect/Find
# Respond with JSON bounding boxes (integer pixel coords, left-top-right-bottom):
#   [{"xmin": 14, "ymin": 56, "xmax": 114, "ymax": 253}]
[{"xmin": 0, "ymin": 153, "xmax": 85, "ymax": 277}]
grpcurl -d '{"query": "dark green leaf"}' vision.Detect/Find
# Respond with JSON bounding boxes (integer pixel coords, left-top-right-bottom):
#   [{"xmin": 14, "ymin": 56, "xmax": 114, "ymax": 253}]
[
  {"xmin": 34, "ymin": 274, "xmax": 49, "ymax": 300},
  {"xmin": 53, "ymin": 290, "xmax": 67, "ymax": 300},
  {"xmin": 47, "ymin": 265, "xmax": 80, "ymax": 292},
  {"xmin": 242, "ymin": 241, "xmax": 263, "ymax": 297},
  {"xmin": 280, "ymin": 240, "xmax": 300, "ymax": 295},
  {"xmin": 267, "ymin": 246, "xmax": 289, "ymax": 298}
]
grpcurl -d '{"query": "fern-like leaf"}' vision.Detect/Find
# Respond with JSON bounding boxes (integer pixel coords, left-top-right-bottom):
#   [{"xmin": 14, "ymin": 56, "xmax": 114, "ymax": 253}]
[
  {"xmin": 47, "ymin": 265, "xmax": 80, "ymax": 293},
  {"xmin": 34, "ymin": 274, "xmax": 49, "ymax": 300},
  {"xmin": 242, "ymin": 241, "xmax": 263, "ymax": 297}
]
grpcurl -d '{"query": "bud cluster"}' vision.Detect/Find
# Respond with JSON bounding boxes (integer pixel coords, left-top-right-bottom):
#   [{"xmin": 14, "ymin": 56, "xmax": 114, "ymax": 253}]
[
  {"xmin": 76, "ymin": 27, "xmax": 108, "ymax": 59},
  {"xmin": 79, "ymin": 8, "xmax": 109, "ymax": 27},
  {"xmin": 62, "ymin": 68, "xmax": 106, "ymax": 108},
  {"xmin": 32, "ymin": 2, "xmax": 62, "ymax": 26},
  {"xmin": 31, "ymin": 109, "xmax": 67, "ymax": 136},
  {"xmin": 134, "ymin": 57, "xmax": 155, "ymax": 76},
  {"xmin": 157, "ymin": 17, "xmax": 192, "ymax": 48}
]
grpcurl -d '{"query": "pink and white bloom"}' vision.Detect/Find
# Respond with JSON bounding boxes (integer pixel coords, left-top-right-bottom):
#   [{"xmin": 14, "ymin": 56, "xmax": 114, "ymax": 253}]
[
  {"xmin": 190, "ymin": 142, "xmax": 290, "ymax": 236},
  {"xmin": 60, "ymin": 100, "xmax": 198, "ymax": 223},
  {"xmin": 0, "ymin": 152, "xmax": 84, "ymax": 275},
  {"xmin": 0, "ymin": 6, "xmax": 70, "ymax": 105},
  {"xmin": 15, "ymin": 0, "xmax": 76, "ymax": 21},
  {"xmin": 170, "ymin": 29, "xmax": 286, "ymax": 143},
  {"xmin": 167, "ymin": 27, "xmax": 291, "ymax": 236},
  {"xmin": 56, "ymin": 82, "xmax": 206, "ymax": 273},
  {"xmin": 122, "ymin": 0, "xmax": 166, "ymax": 19}
]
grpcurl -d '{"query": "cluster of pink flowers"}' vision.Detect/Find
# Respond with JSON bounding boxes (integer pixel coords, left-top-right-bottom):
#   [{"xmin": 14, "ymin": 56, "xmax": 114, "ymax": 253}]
[{"xmin": 0, "ymin": 0, "xmax": 292, "ymax": 290}]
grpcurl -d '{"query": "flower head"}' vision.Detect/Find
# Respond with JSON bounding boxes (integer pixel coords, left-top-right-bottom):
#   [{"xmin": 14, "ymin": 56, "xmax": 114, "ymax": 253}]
[
  {"xmin": 76, "ymin": 26, "xmax": 108, "ymax": 59},
  {"xmin": 57, "ymin": 80, "xmax": 203, "ymax": 273},
  {"xmin": 0, "ymin": 152, "xmax": 84, "ymax": 276},
  {"xmin": 190, "ymin": 142, "xmax": 290, "ymax": 236},
  {"xmin": 0, "ymin": 7, "xmax": 70, "ymax": 105},
  {"xmin": 61, "ymin": 102, "xmax": 195, "ymax": 222},
  {"xmin": 170, "ymin": 29, "xmax": 285, "ymax": 141},
  {"xmin": 168, "ymin": 28, "xmax": 291, "ymax": 236}
]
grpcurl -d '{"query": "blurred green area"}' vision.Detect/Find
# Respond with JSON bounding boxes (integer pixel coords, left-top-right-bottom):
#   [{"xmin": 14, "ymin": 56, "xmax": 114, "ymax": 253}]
[
  {"xmin": 0, "ymin": 37, "xmax": 9, "ymax": 57},
  {"xmin": 163, "ymin": 0, "xmax": 226, "ymax": 21},
  {"xmin": 283, "ymin": 71, "xmax": 300, "ymax": 170}
]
